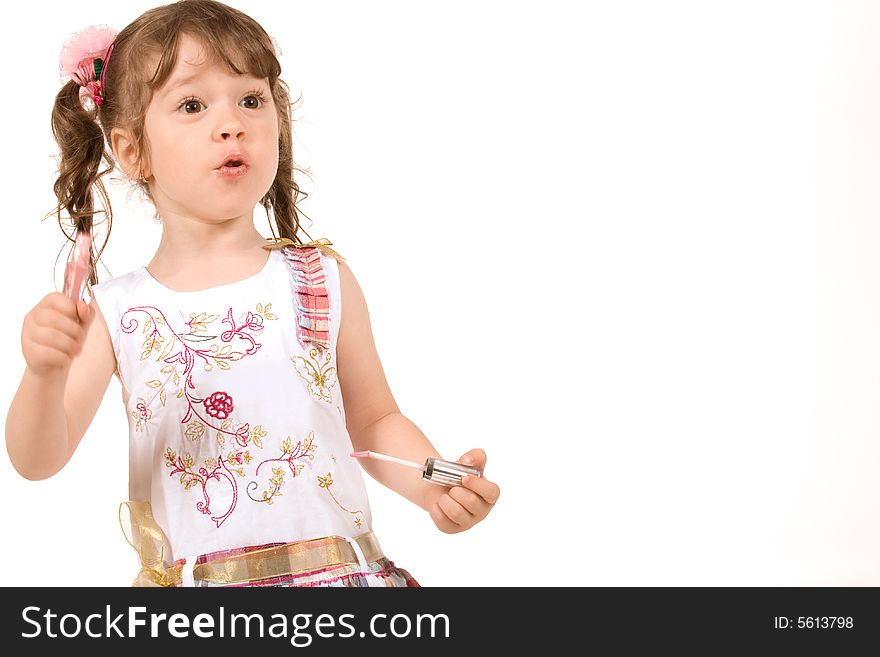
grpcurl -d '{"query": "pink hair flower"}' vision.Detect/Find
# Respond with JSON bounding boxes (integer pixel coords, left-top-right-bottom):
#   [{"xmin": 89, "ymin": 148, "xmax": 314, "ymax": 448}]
[{"xmin": 59, "ymin": 24, "xmax": 118, "ymax": 107}]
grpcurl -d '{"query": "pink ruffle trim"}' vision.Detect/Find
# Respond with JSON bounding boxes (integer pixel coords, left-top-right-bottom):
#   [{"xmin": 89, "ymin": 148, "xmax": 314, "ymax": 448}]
[{"xmin": 281, "ymin": 246, "xmax": 331, "ymax": 351}]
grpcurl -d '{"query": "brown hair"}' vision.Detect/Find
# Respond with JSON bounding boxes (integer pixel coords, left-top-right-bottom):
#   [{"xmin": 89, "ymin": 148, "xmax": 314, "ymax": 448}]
[{"xmin": 49, "ymin": 0, "xmax": 318, "ymax": 294}]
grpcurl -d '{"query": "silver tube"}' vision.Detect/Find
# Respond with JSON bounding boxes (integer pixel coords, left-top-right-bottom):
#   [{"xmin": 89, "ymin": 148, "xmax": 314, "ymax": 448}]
[{"xmin": 422, "ymin": 458, "xmax": 483, "ymax": 487}]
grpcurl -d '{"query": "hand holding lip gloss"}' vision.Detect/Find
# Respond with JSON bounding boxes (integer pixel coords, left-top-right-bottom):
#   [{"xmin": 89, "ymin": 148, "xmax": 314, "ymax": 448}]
[
  {"xmin": 350, "ymin": 450, "xmax": 483, "ymax": 488},
  {"xmin": 18, "ymin": 229, "xmax": 95, "ymax": 379},
  {"xmin": 63, "ymin": 229, "xmax": 92, "ymax": 303}
]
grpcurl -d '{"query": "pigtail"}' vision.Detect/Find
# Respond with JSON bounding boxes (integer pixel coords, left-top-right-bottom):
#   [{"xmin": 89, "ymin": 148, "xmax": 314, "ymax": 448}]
[
  {"xmin": 49, "ymin": 78, "xmax": 114, "ymax": 293},
  {"xmin": 261, "ymin": 78, "xmax": 337, "ymax": 258}
]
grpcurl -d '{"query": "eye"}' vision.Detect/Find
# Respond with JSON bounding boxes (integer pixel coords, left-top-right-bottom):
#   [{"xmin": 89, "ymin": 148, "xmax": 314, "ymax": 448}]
[
  {"xmin": 177, "ymin": 90, "xmax": 268, "ymax": 114},
  {"xmin": 242, "ymin": 90, "xmax": 268, "ymax": 109},
  {"xmin": 178, "ymin": 97, "xmax": 205, "ymax": 114}
]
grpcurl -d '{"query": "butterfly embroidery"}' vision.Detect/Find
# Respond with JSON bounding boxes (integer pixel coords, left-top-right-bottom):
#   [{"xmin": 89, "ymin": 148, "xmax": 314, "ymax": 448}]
[{"xmin": 291, "ymin": 346, "xmax": 337, "ymax": 403}]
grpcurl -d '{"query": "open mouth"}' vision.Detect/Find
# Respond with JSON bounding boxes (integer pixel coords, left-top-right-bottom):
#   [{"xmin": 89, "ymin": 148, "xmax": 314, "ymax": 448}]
[
  {"xmin": 216, "ymin": 161, "xmax": 249, "ymax": 177},
  {"xmin": 215, "ymin": 152, "xmax": 249, "ymax": 177}
]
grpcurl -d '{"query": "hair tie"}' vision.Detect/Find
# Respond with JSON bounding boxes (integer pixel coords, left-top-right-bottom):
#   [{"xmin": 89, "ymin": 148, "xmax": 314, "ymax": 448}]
[{"xmin": 59, "ymin": 24, "xmax": 119, "ymax": 108}]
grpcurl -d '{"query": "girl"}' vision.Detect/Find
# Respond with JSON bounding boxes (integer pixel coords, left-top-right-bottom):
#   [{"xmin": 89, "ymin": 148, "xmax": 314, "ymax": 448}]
[{"xmin": 5, "ymin": 0, "xmax": 499, "ymax": 587}]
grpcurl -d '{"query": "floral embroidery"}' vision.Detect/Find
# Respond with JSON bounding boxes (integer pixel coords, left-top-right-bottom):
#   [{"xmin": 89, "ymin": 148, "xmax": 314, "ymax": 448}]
[
  {"xmin": 256, "ymin": 302, "xmax": 279, "ymax": 321},
  {"xmin": 131, "ymin": 397, "xmax": 153, "ymax": 431},
  {"xmin": 317, "ymin": 471, "xmax": 365, "ymax": 528},
  {"xmin": 204, "ymin": 391, "xmax": 234, "ymax": 419},
  {"xmin": 198, "ymin": 450, "xmax": 252, "ymax": 475},
  {"xmin": 224, "ymin": 449, "xmax": 252, "ymax": 471},
  {"xmin": 184, "ymin": 420, "xmax": 206, "ymax": 442},
  {"xmin": 248, "ymin": 432, "xmax": 317, "ymax": 504},
  {"xmin": 120, "ymin": 264, "xmax": 358, "ymax": 532},
  {"xmin": 122, "ymin": 302, "xmax": 281, "ymax": 526},
  {"xmin": 291, "ymin": 346, "xmax": 337, "ymax": 403},
  {"xmin": 250, "ymin": 424, "xmax": 268, "ymax": 449},
  {"xmin": 121, "ymin": 303, "xmax": 276, "ymax": 448},
  {"xmin": 164, "ymin": 447, "xmax": 244, "ymax": 528}
]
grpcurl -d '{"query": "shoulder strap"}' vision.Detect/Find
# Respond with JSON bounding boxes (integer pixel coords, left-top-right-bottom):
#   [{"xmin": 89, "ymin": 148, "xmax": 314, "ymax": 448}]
[
  {"xmin": 279, "ymin": 244, "xmax": 333, "ymax": 352},
  {"xmin": 264, "ymin": 237, "xmax": 345, "ymax": 264}
]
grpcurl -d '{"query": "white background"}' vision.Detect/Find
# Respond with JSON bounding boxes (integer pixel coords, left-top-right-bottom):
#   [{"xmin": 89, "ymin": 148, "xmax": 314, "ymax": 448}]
[{"xmin": 0, "ymin": 0, "xmax": 875, "ymax": 586}]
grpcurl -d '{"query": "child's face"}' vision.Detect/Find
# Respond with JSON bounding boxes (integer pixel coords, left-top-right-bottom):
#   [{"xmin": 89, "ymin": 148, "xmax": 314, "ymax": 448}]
[{"xmin": 143, "ymin": 33, "xmax": 279, "ymax": 224}]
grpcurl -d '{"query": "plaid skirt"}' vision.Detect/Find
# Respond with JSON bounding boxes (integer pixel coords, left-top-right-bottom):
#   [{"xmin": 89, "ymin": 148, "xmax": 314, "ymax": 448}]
[
  {"xmin": 187, "ymin": 556, "xmax": 420, "ymax": 588},
  {"xmin": 169, "ymin": 533, "xmax": 420, "ymax": 588},
  {"xmin": 121, "ymin": 501, "xmax": 418, "ymax": 587}
]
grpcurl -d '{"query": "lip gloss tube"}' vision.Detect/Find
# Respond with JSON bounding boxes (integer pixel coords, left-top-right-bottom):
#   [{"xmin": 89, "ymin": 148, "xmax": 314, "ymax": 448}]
[
  {"xmin": 63, "ymin": 229, "xmax": 92, "ymax": 302},
  {"xmin": 350, "ymin": 450, "xmax": 483, "ymax": 488},
  {"xmin": 420, "ymin": 457, "xmax": 483, "ymax": 487}
]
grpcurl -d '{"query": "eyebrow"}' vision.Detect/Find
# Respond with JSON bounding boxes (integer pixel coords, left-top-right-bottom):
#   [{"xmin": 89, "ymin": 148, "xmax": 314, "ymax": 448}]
[
  {"xmin": 162, "ymin": 71, "xmax": 266, "ymax": 98},
  {"xmin": 163, "ymin": 72, "xmax": 204, "ymax": 95}
]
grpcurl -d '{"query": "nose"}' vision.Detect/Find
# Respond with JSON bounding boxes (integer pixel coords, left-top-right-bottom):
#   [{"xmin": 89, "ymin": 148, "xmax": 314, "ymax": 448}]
[
  {"xmin": 219, "ymin": 125, "xmax": 245, "ymax": 140},
  {"xmin": 214, "ymin": 104, "xmax": 246, "ymax": 141}
]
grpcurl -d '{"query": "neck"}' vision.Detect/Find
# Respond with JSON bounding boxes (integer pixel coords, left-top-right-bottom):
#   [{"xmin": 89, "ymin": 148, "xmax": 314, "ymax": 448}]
[{"xmin": 151, "ymin": 210, "xmax": 268, "ymax": 264}]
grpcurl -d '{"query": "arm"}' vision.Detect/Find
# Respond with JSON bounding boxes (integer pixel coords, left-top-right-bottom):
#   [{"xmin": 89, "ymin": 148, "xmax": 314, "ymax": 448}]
[
  {"xmin": 351, "ymin": 413, "xmax": 446, "ymax": 512},
  {"xmin": 5, "ymin": 368, "xmax": 70, "ymax": 480},
  {"xmin": 6, "ymin": 296, "xmax": 117, "ymax": 480},
  {"xmin": 335, "ymin": 259, "xmax": 442, "ymax": 511},
  {"xmin": 336, "ymin": 259, "xmax": 501, "ymax": 531}
]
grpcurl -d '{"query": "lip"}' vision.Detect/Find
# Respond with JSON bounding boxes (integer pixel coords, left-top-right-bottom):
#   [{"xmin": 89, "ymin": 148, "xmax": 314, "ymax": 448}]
[
  {"xmin": 214, "ymin": 163, "xmax": 250, "ymax": 178},
  {"xmin": 214, "ymin": 151, "xmax": 251, "ymax": 169}
]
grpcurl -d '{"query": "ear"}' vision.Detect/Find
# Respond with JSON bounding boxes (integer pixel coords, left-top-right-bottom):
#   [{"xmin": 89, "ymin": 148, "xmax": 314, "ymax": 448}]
[{"xmin": 110, "ymin": 127, "xmax": 149, "ymax": 181}]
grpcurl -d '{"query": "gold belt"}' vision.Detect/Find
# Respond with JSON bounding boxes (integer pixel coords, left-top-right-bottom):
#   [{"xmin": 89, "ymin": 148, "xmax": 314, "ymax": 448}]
[{"xmin": 119, "ymin": 500, "xmax": 383, "ymax": 587}]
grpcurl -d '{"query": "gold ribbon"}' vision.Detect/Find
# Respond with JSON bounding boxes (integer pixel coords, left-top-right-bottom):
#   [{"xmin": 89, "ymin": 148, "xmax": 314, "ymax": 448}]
[
  {"xmin": 118, "ymin": 501, "xmax": 182, "ymax": 587},
  {"xmin": 119, "ymin": 500, "xmax": 384, "ymax": 587},
  {"xmin": 263, "ymin": 236, "xmax": 345, "ymax": 262},
  {"xmin": 194, "ymin": 532, "xmax": 384, "ymax": 584}
]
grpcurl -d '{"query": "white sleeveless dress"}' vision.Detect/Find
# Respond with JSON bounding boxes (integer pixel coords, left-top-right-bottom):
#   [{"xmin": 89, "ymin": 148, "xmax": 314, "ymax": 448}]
[{"xmin": 90, "ymin": 244, "xmax": 417, "ymax": 587}]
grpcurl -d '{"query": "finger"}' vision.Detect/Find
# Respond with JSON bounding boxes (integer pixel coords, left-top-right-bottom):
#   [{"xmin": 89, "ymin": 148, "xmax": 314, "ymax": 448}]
[
  {"xmin": 77, "ymin": 300, "xmax": 91, "ymax": 325},
  {"xmin": 49, "ymin": 326, "xmax": 83, "ymax": 356},
  {"xmin": 56, "ymin": 294, "xmax": 90, "ymax": 330},
  {"xmin": 34, "ymin": 325, "xmax": 81, "ymax": 357},
  {"xmin": 460, "ymin": 448, "xmax": 487, "ymax": 470},
  {"xmin": 461, "ymin": 475, "xmax": 501, "ymax": 505},
  {"xmin": 429, "ymin": 503, "xmax": 454, "ymax": 533},
  {"xmin": 78, "ymin": 300, "xmax": 96, "ymax": 328},
  {"xmin": 48, "ymin": 292, "xmax": 81, "ymax": 318},
  {"xmin": 438, "ymin": 493, "xmax": 474, "ymax": 527},
  {"xmin": 35, "ymin": 306, "xmax": 83, "ymax": 341},
  {"xmin": 429, "ymin": 502, "xmax": 463, "ymax": 534},
  {"xmin": 31, "ymin": 345, "xmax": 72, "ymax": 372},
  {"xmin": 448, "ymin": 485, "xmax": 489, "ymax": 516}
]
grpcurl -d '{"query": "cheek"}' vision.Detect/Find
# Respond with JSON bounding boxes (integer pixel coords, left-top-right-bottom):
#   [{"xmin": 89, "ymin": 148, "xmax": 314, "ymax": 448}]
[
  {"xmin": 143, "ymin": 115, "xmax": 175, "ymax": 173},
  {"xmin": 269, "ymin": 115, "xmax": 280, "ymax": 170},
  {"xmin": 269, "ymin": 141, "xmax": 280, "ymax": 170},
  {"xmin": 147, "ymin": 127, "xmax": 191, "ymax": 177},
  {"xmin": 262, "ymin": 120, "xmax": 281, "ymax": 177}
]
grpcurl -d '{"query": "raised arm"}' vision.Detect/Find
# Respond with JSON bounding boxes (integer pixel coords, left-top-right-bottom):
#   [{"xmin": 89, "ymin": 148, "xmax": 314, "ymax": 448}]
[{"xmin": 6, "ymin": 294, "xmax": 117, "ymax": 480}]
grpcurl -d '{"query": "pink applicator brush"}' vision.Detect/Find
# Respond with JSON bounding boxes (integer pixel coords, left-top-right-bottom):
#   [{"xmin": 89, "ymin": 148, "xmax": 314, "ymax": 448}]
[{"xmin": 350, "ymin": 450, "xmax": 482, "ymax": 488}]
